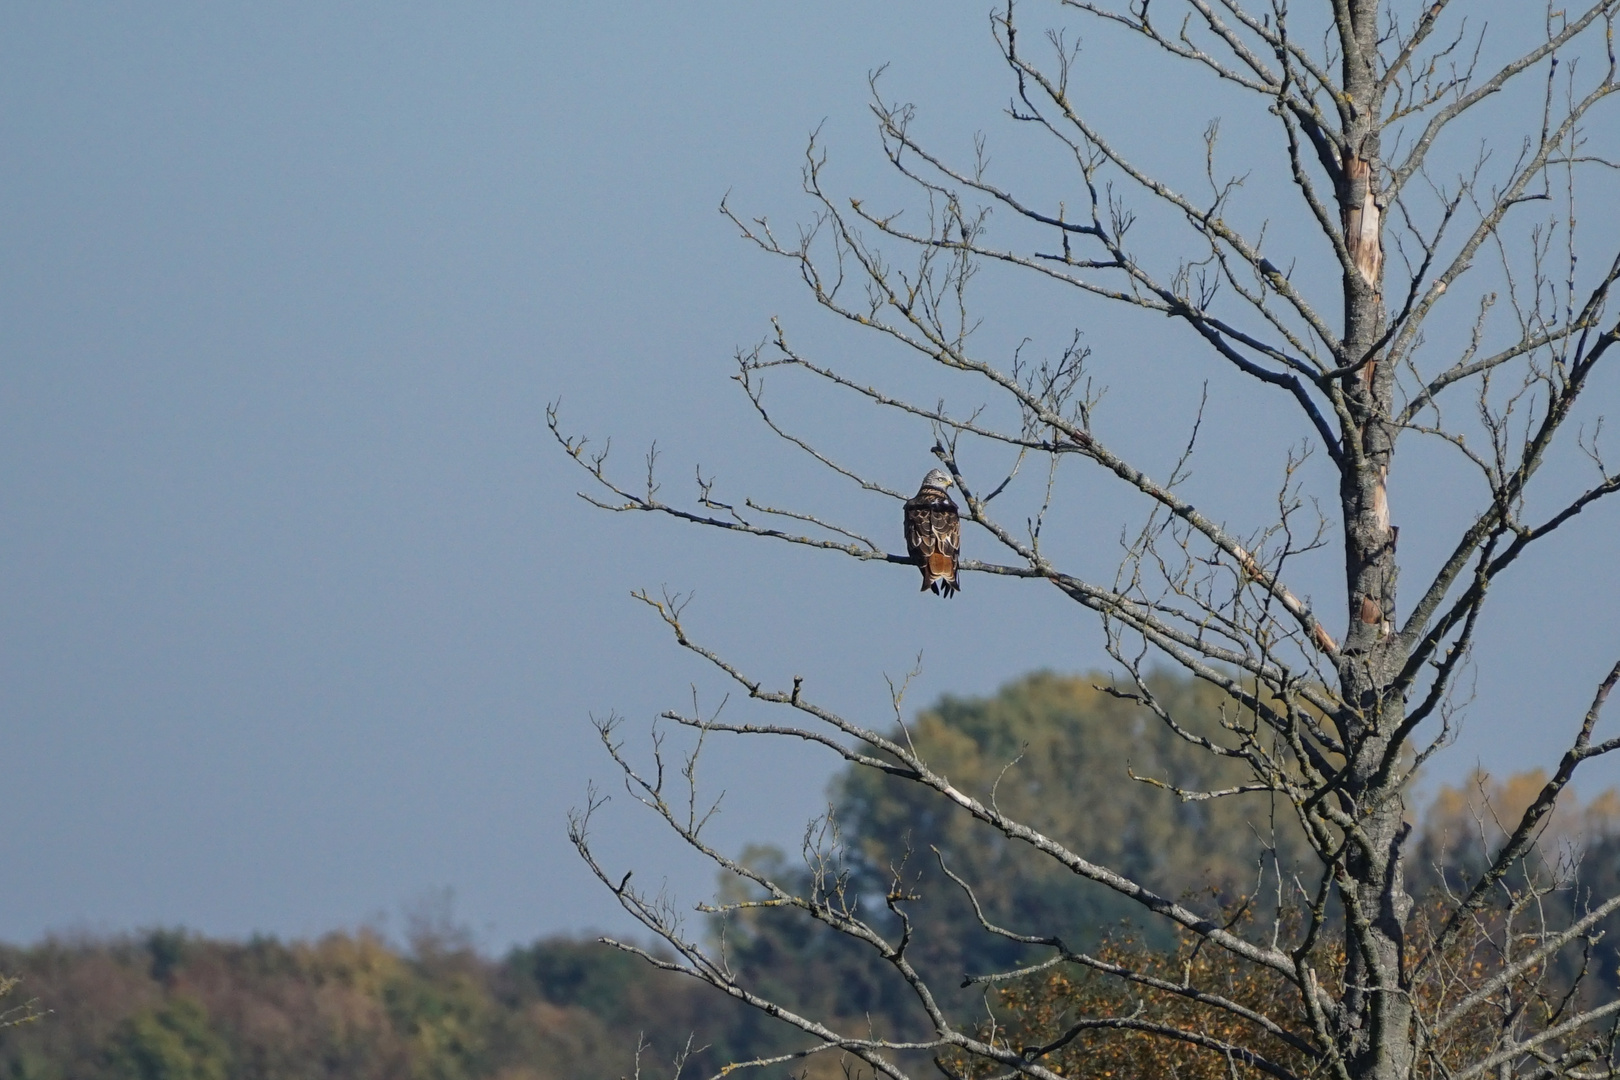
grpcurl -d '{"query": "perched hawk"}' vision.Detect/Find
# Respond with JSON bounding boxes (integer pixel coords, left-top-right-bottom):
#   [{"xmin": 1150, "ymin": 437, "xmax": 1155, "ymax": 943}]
[{"xmin": 903, "ymin": 468, "xmax": 961, "ymax": 597}]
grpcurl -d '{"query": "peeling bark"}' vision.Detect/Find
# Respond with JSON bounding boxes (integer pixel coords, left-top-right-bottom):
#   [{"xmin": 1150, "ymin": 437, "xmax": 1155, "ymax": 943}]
[{"xmin": 1333, "ymin": 9, "xmax": 1415, "ymax": 1078}]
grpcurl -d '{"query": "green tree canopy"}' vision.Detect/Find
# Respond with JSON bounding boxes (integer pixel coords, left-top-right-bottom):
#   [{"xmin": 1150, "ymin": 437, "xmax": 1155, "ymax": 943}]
[
  {"xmin": 717, "ymin": 671, "xmax": 1316, "ymax": 1050},
  {"xmin": 102, "ymin": 997, "xmax": 229, "ymax": 1080}
]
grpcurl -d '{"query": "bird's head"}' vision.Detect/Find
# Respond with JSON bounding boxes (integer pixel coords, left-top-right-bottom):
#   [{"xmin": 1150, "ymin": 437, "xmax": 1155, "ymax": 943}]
[{"xmin": 921, "ymin": 468, "xmax": 954, "ymax": 490}]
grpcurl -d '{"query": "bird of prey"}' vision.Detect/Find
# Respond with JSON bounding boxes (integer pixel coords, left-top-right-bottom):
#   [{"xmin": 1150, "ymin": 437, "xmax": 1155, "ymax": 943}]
[{"xmin": 903, "ymin": 468, "xmax": 961, "ymax": 597}]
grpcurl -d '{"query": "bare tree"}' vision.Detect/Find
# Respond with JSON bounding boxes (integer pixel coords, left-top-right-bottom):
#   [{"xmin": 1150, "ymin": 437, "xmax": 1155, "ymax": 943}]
[{"xmin": 552, "ymin": 1, "xmax": 1620, "ymax": 1078}]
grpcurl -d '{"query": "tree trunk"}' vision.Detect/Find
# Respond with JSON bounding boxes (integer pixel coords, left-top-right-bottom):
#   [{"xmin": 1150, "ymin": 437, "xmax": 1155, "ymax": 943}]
[{"xmin": 1336, "ymin": 4, "xmax": 1415, "ymax": 1078}]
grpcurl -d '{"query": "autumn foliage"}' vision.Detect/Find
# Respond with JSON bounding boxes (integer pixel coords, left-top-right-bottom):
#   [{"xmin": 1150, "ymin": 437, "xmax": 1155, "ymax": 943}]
[{"xmin": 6, "ymin": 675, "xmax": 1620, "ymax": 1079}]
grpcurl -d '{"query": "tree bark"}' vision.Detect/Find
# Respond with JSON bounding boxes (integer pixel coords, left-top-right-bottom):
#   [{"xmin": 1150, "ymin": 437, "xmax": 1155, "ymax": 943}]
[{"xmin": 1335, "ymin": 4, "xmax": 1414, "ymax": 1077}]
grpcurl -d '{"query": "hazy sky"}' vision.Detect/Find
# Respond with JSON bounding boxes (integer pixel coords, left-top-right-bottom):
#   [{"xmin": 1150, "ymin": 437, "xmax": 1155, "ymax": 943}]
[{"xmin": 4, "ymin": 2, "xmax": 1617, "ymax": 952}]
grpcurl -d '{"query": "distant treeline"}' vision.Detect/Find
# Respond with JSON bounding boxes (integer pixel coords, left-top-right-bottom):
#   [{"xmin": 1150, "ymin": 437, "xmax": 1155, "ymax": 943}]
[
  {"xmin": 6, "ymin": 672, "xmax": 1620, "ymax": 1080},
  {"xmin": 0, "ymin": 926, "xmax": 773, "ymax": 1080}
]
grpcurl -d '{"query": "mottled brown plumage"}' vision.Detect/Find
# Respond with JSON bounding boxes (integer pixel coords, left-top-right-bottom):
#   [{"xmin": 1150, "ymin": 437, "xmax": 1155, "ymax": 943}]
[{"xmin": 903, "ymin": 468, "xmax": 961, "ymax": 597}]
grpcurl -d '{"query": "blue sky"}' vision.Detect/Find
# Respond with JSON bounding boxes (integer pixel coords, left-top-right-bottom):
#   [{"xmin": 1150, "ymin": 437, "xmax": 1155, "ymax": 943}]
[{"xmin": 3, "ymin": 2, "xmax": 1617, "ymax": 951}]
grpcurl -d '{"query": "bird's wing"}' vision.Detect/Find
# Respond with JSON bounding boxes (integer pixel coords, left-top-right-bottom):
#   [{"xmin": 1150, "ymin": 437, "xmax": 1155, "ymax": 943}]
[
  {"xmin": 906, "ymin": 498, "xmax": 959, "ymax": 570},
  {"xmin": 903, "ymin": 499, "xmax": 939, "ymax": 560}
]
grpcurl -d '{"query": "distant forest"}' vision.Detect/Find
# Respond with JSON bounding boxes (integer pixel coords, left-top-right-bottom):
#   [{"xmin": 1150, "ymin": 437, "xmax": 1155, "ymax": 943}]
[{"xmin": 5, "ymin": 673, "xmax": 1619, "ymax": 1080}]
